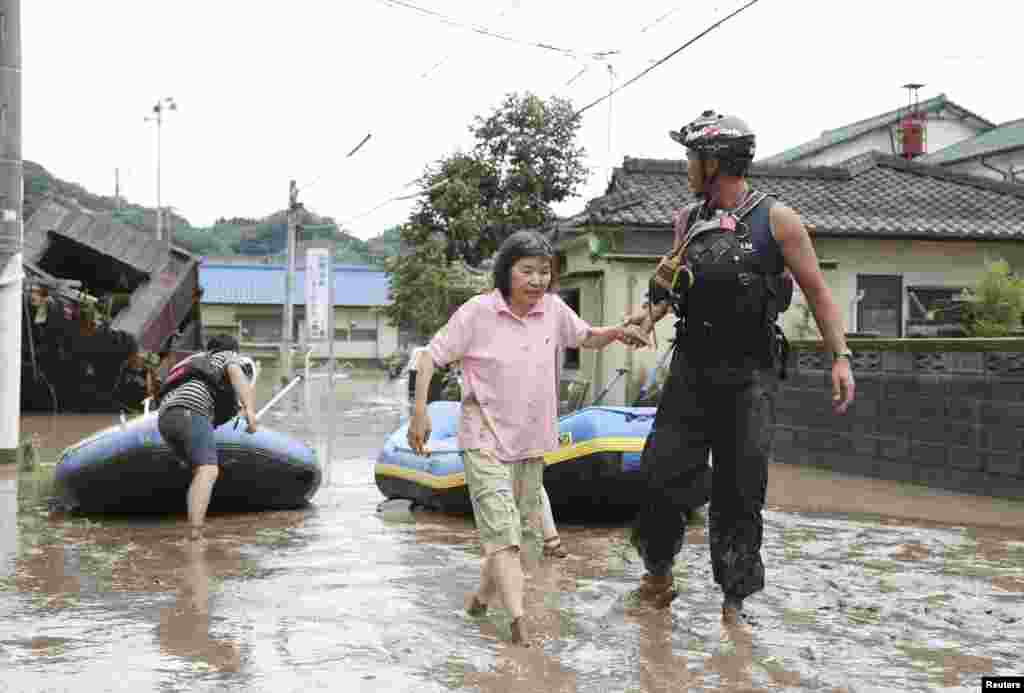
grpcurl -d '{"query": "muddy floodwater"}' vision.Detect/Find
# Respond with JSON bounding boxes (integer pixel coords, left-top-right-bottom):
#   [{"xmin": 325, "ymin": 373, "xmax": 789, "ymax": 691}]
[{"xmin": 3, "ymin": 368, "xmax": 1023, "ymax": 692}]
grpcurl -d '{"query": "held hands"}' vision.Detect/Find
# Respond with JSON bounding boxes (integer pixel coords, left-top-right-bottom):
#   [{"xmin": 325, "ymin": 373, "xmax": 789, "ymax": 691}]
[
  {"xmin": 407, "ymin": 412, "xmax": 432, "ymax": 457},
  {"xmin": 831, "ymin": 358, "xmax": 855, "ymax": 415},
  {"xmin": 616, "ymin": 324, "xmax": 651, "ymax": 349},
  {"xmin": 618, "ymin": 310, "xmax": 653, "ymax": 349}
]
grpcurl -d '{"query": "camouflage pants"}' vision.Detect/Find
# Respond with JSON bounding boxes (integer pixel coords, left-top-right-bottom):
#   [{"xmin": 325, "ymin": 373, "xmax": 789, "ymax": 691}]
[{"xmin": 630, "ymin": 350, "xmax": 778, "ymax": 601}]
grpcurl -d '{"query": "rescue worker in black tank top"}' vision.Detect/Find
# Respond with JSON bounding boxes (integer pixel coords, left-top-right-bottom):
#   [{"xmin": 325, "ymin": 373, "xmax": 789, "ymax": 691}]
[{"xmin": 620, "ymin": 110, "xmax": 856, "ymax": 625}]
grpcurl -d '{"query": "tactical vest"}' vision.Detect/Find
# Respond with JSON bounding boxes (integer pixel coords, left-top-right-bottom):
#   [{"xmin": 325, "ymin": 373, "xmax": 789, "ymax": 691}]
[
  {"xmin": 158, "ymin": 352, "xmax": 240, "ymax": 426},
  {"xmin": 654, "ymin": 190, "xmax": 792, "ymax": 375}
]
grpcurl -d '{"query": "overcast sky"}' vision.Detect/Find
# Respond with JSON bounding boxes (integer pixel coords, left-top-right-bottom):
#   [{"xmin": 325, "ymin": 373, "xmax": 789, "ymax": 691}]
[{"xmin": 21, "ymin": 0, "xmax": 1024, "ymax": 240}]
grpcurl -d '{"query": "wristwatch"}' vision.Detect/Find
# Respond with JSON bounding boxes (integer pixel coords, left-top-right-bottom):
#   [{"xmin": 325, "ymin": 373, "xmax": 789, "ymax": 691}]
[{"xmin": 832, "ymin": 348, "xmax": 854, "ymax": 362}]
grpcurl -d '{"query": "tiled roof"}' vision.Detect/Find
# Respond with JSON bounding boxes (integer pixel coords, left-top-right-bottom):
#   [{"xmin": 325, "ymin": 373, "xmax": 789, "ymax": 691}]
[
  {"xmin": 560, "ymin": 153, "xmax": 1024, "ymax": 245},
  {"xmin": 919, "ymin": 118, "xmax": 1024, "ymax": 165},
  {"xmin": 758, "ymin": 93, "xmax": 995, "ymax": 165},
  {"xmin": 199, "ymin": 263, "xmax": 392, "ymax": 306}
]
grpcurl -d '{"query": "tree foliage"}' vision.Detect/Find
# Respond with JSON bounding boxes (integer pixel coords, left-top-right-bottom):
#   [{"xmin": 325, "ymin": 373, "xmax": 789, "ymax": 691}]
[
  {"xmin": 960, "ymin": 258, "xmax": 1024, "ymax": 337},
  {"xmin": 22, "ymin": 158, "xmax": 396, "ymax": 266},
  {"xmin": 384, "ymin": 92, "xmax": 589, "ymax": 342}
]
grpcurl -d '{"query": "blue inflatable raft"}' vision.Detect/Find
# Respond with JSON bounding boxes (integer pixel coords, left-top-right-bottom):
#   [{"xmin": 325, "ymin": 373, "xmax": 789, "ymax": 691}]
[
  {"xmin": 375, "ymin": 401, "xmax": 656, "ymax": 519},
  {"xmin": 56, "ymin": 412, "xmax": 322, "ymax": 513}
]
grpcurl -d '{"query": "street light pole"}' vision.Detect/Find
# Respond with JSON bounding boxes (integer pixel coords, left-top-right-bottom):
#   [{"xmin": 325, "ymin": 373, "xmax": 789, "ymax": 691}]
[{"xmin": 145, "ymin": 97, "xmax": 176, "ymax": 243}]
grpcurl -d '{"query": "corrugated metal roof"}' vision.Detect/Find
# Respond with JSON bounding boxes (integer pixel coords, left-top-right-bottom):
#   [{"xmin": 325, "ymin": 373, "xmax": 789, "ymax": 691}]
[
  {"xmin": 919, "ymin": 118, "xmax": 1024, "ymax": 165},
  {"xmin": 758, "ymin": 94, "xmax": 996, "ymax": 166},
  {"xmin": 199, "ymin": 263, "xmax": 392, "ymax": 306}
]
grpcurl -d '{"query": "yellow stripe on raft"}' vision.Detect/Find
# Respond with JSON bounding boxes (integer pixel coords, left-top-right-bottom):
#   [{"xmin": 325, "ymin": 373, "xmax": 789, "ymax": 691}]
[{"xmin": 375, "ymin": 436, "xmax": 646, "ymax": 491}]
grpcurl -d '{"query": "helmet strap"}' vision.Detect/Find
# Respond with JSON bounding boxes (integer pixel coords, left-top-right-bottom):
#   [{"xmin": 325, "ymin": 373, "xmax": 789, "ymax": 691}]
[{"xmin": 703, "ymin": 170, "xmax": 723, "ymax": 208}]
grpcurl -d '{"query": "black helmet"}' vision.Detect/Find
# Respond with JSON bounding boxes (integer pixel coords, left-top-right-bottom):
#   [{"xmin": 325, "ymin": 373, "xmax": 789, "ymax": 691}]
[{"xmin": 670, "ymin": 110, "xmax": 755, "ymax": 174}]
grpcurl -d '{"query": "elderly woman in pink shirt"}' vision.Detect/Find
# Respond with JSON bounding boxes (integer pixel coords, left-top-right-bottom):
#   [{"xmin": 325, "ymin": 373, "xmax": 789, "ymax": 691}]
[{"xmin": 409, "ymin": 231, "xmax": 646, "ymax": 645}]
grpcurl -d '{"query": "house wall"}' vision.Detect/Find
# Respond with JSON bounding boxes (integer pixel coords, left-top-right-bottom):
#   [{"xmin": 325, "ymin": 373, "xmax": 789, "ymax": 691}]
[
  {"xmin": 200, "ymin": 302, "xmax": 399, "ymax": 363},
  {"xmin": 784, "ymin": 237, "xmax": 1024, "ymax": 339},
  {"xmin": 202, "ymin": 304, "xmax": 241, "ymax": 340},
  {"xmin": 560, "ymin": 233, "xmax": 1024, "ymax": 406},
  {"xmin": 945, "ymin": 149, "xmax": 1024, "ymax": 184},
  {"xmin": 796, "ymin": 112, "xmax": 983, "ymax": 167},
  {"xmin": 560, "ymin": 240, "xmax": 682, "ymax": 407}
]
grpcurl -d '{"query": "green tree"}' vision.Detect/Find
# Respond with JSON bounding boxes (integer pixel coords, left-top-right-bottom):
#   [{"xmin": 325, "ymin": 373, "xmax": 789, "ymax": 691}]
[
  {"xmin": 961, "ymin": 258, "xmax": 1024, "ymax": 337},
  {"xmin": 384, "ymin": 92, "xmax": 589, "ymax": 341}
]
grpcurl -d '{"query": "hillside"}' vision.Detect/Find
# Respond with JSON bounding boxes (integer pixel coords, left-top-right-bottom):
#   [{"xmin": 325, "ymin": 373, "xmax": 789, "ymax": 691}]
[{"xmin": 22, "ymin": 160, "xmax": 397, "ymax": 266}]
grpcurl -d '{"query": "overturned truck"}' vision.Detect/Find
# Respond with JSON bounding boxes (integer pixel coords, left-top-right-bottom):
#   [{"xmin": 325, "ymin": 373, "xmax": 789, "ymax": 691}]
[{"xmin": 21, "ymin": 201, "xmax": 203, "ymax": 413}]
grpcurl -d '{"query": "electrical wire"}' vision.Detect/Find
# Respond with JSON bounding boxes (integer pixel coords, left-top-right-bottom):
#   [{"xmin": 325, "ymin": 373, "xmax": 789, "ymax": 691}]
[
  {"xmin": 297, "ymin": 133, "xmax": 374, "ymax": 194},
  {"xmin": 639, "ymin": 6, "xmax": 683, "ymax": 34},
  {"xmin": 336, "ymin": 0, "xmax": 761, "ymax": 231},
  {"xmin": 377, "ymin": 0, "xmax": 618, "ymax": 61},
  {"xmin": 337, "ymin": 175, "xmax": 446, "ymax": 227},
  {"xmin": 574, "ymin": 0, "xmax": 763, "ymax": 117},
  {"xmin": 300, "ymin": 2, "xmax": 522, "ymax": 207},
  {"xmin": 553, "ymin": 4, "xmax": 685, "ymax": 98}
]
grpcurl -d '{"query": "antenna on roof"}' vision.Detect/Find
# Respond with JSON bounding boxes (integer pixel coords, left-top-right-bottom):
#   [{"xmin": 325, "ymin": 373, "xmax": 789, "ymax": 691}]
[{"xmin": 898, "ymin": 83, "xmax": 927, "ymax": 160}]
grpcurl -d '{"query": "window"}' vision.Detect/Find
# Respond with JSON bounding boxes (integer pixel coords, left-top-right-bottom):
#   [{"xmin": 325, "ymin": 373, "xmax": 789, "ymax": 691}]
[
  {"xmin": 350, "ymin": 328, "xmax": 378, "ymax": 342},
  {"xmin": 906, "ymin": 286, "xmax": 967, "ymax": 337},
  {"xmin": 560, "ymin": 288, "xmax": 581, "ymax": 369},
  {"xmin": 241, "ymin": 318, "xmax": 281, "ymax": 342},
  {"xmin": 857, "ymin": 275, "xmax": 902, "ymax": 337}
]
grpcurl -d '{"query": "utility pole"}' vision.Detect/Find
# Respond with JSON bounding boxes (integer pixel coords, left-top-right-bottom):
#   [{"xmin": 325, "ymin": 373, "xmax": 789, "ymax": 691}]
[
  {"xmin": 281, "ymin": 180, "xmax": 300, "ymax": 381},
  {"xmin": 115, "ymin": 168, "xmax": 121, "ymax": 211},
  {"xmin": 0, "ymin": 0, "xmax": 23, "ymax": 467}
]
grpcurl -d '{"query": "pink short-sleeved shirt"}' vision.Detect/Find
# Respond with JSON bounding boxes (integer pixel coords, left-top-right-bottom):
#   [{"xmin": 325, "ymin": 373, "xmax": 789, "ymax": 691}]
[{"xmin": 428, "ymin": 290, "xmax": 592, "ymax": 462}]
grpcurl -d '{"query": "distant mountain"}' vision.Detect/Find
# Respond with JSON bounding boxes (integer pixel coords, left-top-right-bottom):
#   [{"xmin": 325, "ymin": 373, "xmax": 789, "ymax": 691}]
[{"xmin": 22, "ymin": 160, "xmax": 398, "ymax": 266}]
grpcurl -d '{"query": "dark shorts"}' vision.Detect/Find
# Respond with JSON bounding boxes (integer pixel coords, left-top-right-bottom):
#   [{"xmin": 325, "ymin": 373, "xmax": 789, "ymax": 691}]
[{"xmin": 157, "ymin": 406, "xmax": 219, "ymax": 468}]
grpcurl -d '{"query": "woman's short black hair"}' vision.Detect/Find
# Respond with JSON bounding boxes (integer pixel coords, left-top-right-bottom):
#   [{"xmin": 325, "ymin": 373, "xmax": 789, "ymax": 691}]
[
  {"xmin": 492, "ymin": 230, "xmax": 555, "ymax": 299},
  {"xmin": 206, "ymin": 333, "xmax": 239, "ymax": 353}
]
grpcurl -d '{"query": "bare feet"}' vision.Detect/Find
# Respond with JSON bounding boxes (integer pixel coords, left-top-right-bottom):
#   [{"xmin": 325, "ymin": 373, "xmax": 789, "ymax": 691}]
[
  {"xmin": 542, "ymin": 536, "xmax": 568, "ymax": 559},
  {"xmin": 467, "ymin": 594, "xmax": 488, "ymax": 617},
  {"xmin": 509, "ymin": 617, "xmax": 530, "ymax": 646}
]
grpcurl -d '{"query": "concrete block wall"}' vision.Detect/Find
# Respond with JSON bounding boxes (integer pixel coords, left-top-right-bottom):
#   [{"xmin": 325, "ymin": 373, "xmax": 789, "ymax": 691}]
[{"xmin": 774, "ymin": 340, "xmax": 1024, "ymax": 500}]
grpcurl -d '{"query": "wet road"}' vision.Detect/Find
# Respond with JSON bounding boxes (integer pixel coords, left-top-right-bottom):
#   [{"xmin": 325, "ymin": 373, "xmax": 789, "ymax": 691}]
[{"xmin": 3, "ymin": 369, "xmax": 1023, "ymax": 692}]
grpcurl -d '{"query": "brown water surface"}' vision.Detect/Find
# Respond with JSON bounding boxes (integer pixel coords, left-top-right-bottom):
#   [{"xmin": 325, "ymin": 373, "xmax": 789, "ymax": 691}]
[{"xmin": 2, "ymin": 368, "xmax": 1023, "ymax": 692}]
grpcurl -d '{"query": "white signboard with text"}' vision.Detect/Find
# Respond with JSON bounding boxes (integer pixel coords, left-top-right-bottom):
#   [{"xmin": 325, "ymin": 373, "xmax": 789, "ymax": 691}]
[{"xmin": 304, "ymin": 247, "xmax": 331, "ymax": 342}]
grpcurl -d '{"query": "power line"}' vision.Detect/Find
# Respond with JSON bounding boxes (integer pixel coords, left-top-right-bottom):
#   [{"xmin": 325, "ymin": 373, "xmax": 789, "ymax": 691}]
[
  {"xmin": 296, "ymin": 133, "xmax": 374, "ymax": 194},
  {"xmin": 554, "ymin": 4, "xmax": 685, "ymax": 98},
  {"xmin": 639, "ymin": 6, "xmax": 683, "ymax": 34},
  {"xmin": 574, "ymin": 0, "xmax": 764, "ymax": 118},
  {"xmin": 338, "ymin": 2, "xmax": 760, "ymax": 231},
  {"xmin": 338, "ymin": 175, "xmax": 450, "ymax": 228},
  {"xmin": 301, "ymin": 2, "xmax": 524, "ymax": 206},
  {"xmin": 377, "ymin": 0, "xmax": 618, "ymax": 61}
]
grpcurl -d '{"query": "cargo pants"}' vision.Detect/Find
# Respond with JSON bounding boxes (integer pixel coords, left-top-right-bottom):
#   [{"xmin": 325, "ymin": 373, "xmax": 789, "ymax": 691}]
[{"xmin": 629, "ymin": 346, "xmax": 779, "ymax": 602}]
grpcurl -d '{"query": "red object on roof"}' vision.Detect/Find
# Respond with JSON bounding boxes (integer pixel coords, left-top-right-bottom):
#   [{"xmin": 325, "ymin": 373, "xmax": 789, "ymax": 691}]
[{"xmin": 899, "ymin": 112, "xmax": 926, "ymax": 159}]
